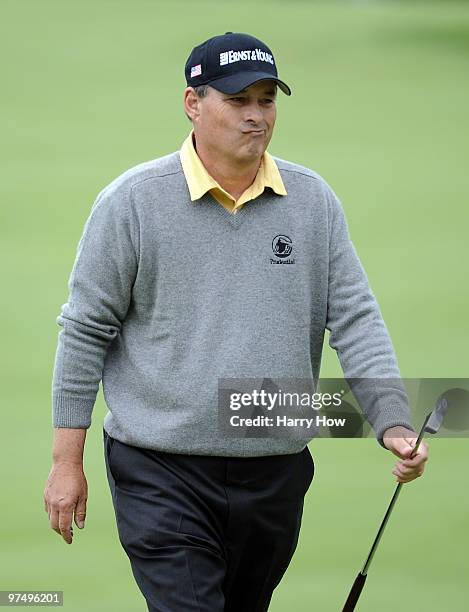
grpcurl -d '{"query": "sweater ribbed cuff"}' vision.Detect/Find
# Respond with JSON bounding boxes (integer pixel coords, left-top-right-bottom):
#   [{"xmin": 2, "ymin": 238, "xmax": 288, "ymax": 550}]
[
  {"xmin": 366, "ymin": 403, "xmax": 415, "ymax": 448},
  {"xmin": 52, "ymin": 395, "xmax": 95, "ymax": 428}
]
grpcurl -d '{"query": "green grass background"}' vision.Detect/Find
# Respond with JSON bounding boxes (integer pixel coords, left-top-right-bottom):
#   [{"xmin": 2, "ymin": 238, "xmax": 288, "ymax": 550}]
[{"xmin": 1, "ymin": 0, "xmax": 468, "ymax": 609}]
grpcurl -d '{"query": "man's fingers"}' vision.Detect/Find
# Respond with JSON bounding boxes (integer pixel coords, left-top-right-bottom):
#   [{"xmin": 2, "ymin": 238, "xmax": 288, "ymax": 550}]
[
  {"xmin": 401, "ymin": 454, "xmax": 428, "ymax": 468},
  {"xmin": 48, "ymin": 503, "xmax": 75, "ymax": 544},
  {"xmin": 74, "ymin": 497, "xmax": 87, "ymax": 529},
  {"xmin": 399, "ymin": 454, "xmax": 427, "ymax": 469},
  {"xmin": 387, "ymin": 435, "xmax": 428, "ymax": 483},
  {"xmin": 48, "ymin": 507, "xmax": 61, "ymax": 535},
  {"xmin": 408, "ymin": 438, "xmax": 429, "ymax": 452},
  {"xmin": 395, "ymin": 464, "xmax": 418, "ymax": 476},
  {"xmin": 392, "ymin": 464, "xmax": 424, "ymax": 482},
  {"xmin": 58, "ymin": 506, "xmax": 74, "ymax": 544},
  {"xmin": 402, "ymin": 443, "xmax": 429, "ymax": 467},
  {"xmin": 392, "ymin": 469, "xmax": 414, "ymax": 482}
]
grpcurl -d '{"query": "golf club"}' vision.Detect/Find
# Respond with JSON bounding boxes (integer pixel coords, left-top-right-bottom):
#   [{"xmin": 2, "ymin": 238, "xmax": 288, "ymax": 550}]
[{"xmin": 341, "ymin": 395, "xmax": 450, "ymax": 611}]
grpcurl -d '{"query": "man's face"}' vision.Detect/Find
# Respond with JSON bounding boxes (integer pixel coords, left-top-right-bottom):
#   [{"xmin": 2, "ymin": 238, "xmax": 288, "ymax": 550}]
[{"xmin": 189, "ymin": 80, "xmax": 277, "ymax": 166}]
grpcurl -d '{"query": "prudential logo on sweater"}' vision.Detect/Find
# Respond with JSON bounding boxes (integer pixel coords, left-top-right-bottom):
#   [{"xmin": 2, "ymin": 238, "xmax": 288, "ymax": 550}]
[{"xmin": 270, "ymin": 235, "xmax": 296, "ymax": 264}]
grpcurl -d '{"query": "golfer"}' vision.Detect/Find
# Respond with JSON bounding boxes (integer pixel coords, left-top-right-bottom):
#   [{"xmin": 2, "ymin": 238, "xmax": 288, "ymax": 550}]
[{"xmin": 44, "ymin": 32, "xmax": 429, "ymax": 611}]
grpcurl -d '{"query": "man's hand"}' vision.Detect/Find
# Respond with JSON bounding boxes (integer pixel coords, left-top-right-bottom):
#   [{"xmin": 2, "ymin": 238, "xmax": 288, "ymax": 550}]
[
  {"xmin": 382, "ymin": 426, "xmax": 429, "ymax": 483},
  {"xmin": 43, "ymin": 461, "xmax": 88, "ymax": 544}
]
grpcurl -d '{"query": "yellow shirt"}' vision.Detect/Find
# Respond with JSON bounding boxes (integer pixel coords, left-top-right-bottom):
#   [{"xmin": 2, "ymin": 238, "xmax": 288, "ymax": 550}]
[{"xmin": 179, "ymin": 130, "xmax": 287, "ymax": 214}]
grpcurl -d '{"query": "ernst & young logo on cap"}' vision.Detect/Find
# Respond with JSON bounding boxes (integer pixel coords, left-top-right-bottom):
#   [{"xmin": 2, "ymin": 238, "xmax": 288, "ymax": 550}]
[{"xmin": 220, "ymin": 48, "xmax": 275, "ymax": 66}]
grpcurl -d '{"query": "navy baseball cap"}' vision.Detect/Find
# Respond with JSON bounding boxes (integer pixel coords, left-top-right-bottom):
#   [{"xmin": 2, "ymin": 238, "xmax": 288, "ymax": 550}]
[{"xmin": 185, "ymin": 32, "xmax": 291, "ymax": 96}]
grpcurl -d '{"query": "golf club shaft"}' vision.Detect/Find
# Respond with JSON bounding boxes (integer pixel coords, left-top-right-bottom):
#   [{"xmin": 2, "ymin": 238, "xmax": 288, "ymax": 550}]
[
  {"xmin": 360, "ymin": 412, "xmax": 431, "ymax": 575},
  {"xmin": 342, "ymin": 408, "xmax": 440, "ymax": 611}
]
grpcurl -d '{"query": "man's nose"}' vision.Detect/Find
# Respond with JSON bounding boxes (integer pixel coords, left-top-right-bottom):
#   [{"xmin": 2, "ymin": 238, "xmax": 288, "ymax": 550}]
[{"xmin": 244, "ymin": 102, "xmax": 265, "ymax": 124}]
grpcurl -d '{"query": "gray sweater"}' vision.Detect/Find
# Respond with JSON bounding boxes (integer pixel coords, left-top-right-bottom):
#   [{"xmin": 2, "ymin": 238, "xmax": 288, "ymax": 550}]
[{"xmin": 51, "ymin": 150, "xmax": 414, "ymax": 455}]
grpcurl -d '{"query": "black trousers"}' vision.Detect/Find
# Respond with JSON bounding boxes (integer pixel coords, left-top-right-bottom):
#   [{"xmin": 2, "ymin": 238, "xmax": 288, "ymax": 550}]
[{"xmin": 103, "ymin": 428, "xmax": 314, "ymax": 612}]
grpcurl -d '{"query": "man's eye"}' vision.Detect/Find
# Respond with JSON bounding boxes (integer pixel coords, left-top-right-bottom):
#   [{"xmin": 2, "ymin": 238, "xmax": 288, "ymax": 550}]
[
  {"xmin": 229, "ymin": 97, "xmax": 243, "ymax": 102},
  {"xmin": 262, "ymin": 99, "xmax": 274, "ymax": 104}
]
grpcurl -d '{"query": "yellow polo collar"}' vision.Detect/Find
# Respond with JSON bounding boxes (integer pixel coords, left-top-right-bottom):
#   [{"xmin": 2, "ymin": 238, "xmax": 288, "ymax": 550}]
[{"xmin": 179, "ymin": 130, "xmax": 287, "ymax": 211}]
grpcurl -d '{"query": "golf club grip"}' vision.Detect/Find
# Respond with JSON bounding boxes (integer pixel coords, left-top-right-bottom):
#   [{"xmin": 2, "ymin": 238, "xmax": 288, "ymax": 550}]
[{"xmin": 342, "ymin": 572, "xmax": 367, "ymax": 611}]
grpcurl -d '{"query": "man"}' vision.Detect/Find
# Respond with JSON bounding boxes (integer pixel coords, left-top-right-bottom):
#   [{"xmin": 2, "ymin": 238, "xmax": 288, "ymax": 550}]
[{"xmin": 44, "ymin": 32, "xmax": 428, "ymax": 611}]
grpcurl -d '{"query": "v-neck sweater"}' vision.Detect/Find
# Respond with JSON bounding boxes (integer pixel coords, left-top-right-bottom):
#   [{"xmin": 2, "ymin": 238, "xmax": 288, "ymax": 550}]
[{"xmin": 51, "ymin": 150, "xmax": 414, "ymax": 455}]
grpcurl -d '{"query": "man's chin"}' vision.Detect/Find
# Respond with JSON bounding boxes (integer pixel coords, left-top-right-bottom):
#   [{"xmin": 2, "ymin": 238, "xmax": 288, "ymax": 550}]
[{"xmin": 235, "ymin": 144, "xmax": 266, "ymax": 164}]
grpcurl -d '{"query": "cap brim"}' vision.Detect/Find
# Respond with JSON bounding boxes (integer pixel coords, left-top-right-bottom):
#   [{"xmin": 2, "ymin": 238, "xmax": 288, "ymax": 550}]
[{"xmin": 208, "ymin": 71, "xmax": 291, "ymax": 96}]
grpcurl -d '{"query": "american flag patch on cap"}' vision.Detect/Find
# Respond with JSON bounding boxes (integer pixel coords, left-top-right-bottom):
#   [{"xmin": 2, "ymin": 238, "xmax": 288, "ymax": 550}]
[{"xmin": 190, "ymin": 64, "xmax": 202, "ymax": 77}]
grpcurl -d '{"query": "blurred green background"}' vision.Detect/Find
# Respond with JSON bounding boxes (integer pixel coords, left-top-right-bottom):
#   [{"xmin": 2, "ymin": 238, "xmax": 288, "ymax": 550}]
[{"xmin": 1, "ymin": 0, "xmax": 468, "ymax": 610}]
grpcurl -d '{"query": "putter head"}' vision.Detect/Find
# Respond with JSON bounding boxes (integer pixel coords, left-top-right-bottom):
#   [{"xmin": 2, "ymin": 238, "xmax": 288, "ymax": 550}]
[{"xmin": 425, "ymin": 395, "xmax": 450, "ymax": 434}]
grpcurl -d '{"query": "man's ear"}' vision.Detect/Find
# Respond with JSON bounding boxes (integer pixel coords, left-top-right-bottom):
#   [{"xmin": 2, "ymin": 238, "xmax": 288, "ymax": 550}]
[{"xmin": 184, "ymin": 87, "xmax": 200, "ymax": 122}]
